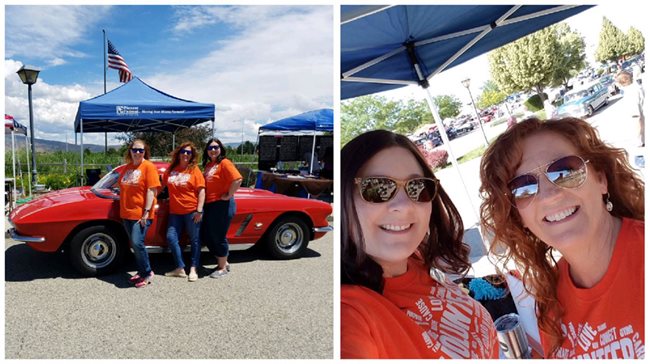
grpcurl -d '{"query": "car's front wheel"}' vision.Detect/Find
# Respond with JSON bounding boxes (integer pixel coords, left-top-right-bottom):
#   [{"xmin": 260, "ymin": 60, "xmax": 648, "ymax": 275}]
[
  {"xmin": 265, "ymin": 216, "xmax": 309, "ymax": 259},
  {"xmin": 587, "ymin": 105, "xmax": 595, "ymax": 116},
  {"xmin": 69, "ymin": 225, "xmax": 125, "ymax": 276}
]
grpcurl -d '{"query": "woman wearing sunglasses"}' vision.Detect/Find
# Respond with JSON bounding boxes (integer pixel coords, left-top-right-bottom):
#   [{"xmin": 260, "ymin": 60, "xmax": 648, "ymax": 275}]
[
  {"xmin": 200, "ymin": 138, "xmax": 242, "ymax": 278},
  {"xmin": 479, "ymin": 117, "xmax": 644, "ymax": 358},
  {"xmin": 341, "ymin": 130, "xmax": 499, "ymax": 359},
  {"xmin": 163, "ymin": 142, "xmax": 206, "ymax": 282},
  {"xmin": 118, "ymin": 139, "xmax": 161, "ymax": 288}
]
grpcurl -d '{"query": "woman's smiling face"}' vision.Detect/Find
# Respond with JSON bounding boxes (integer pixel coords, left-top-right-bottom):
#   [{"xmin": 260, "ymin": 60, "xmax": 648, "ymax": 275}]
[{"xmin": 353, "ymin": 146, "xmax": 432, "ymax": 275}]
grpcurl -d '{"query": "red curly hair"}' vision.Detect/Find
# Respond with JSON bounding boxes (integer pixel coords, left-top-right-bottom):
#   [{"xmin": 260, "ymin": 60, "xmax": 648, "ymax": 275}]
[
  {"xmin": 169, "ymin": 141, "xmax": 199, "ymax": 172},
  {"xmin": 479, "ymin": 117, "xmax": 644, "ymax": 356}
]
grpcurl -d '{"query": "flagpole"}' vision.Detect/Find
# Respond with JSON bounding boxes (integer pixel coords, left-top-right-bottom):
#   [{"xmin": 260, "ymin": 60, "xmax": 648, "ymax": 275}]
[
  {"xmin": 103, "ymin": 30, "xmax": 107, "ymax": 94},
  {"xmin": 103, "ymin": 30, "xmax": 108, "ymax": 153}
]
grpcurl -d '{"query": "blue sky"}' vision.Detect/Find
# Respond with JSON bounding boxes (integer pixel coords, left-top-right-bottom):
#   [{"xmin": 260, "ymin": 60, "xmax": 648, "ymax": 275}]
[{"xmin": 4, "ymin": 5, "xmax": 333, "ymax": 146}]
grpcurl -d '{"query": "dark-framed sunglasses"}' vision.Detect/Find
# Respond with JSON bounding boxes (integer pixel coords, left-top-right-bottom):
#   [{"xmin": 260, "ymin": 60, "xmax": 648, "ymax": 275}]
[
  {"xmin": 354, "ymin": 176, "xmax": 438, "ymax": 203},
  {"xmin": 180, "ymin": 149, "xmax": 193, "ymax": 155},
  {"xmin": 207, "ymin": 145, "xmax": 220, "ymax": 151},
  {"xmin": 130, "ymin": 148, "xmax": 145, "ymax": 154},
  {"xmin": 508, "ymin": 155, "xmax": 590, "ymax": 209}
]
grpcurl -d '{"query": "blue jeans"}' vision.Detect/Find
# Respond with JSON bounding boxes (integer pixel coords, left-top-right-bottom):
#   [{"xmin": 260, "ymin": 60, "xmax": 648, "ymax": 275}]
[
  {"xmin": 200, "ymin": 198, "xmax": 236, "ymax": 258},
  {"xmin": 123, "ymin": 219, "xmax": 153, "ymax": 277},
  {"xmin": 167, "ymin": 212, "xmax": 201, "ymax": 268}
]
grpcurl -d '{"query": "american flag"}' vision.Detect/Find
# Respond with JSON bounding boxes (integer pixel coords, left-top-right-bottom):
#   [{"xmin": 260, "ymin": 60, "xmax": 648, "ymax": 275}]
[
  {"xmin": 5, "ymin": 114, "xmax": 27, "ymax": 136},
  {"xmin": 107, "ymin": 39, "xmax": 133, "ymax": 83}
]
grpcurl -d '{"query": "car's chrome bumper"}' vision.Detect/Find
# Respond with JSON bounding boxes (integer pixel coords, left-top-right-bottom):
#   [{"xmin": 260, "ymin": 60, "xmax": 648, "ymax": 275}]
[
  {"xmin": 7, "ymin": 228, "xmax": 46, "ymax": 243},
  {"xmin": 313, "ymin": 225, "xmax": 333, "ymax": 233}
]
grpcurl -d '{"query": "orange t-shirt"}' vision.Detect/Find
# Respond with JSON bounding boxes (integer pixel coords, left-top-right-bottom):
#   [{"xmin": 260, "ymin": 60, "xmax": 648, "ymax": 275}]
[
  {"xmin": 162, "ymin": 165, "xmax": 206, "ymax": 215},
  {"xmin": 118, "ymin": 160, "xmax": 161, "ymax": 220},
  {"xmin": 341, "ymin": 258, "xmax": 499, "ymax": 359},
  {"xmin": 203, "ymin": 159, "xmax": 242, "ymax": 203},
  {"xmin": 540, "ymin": 218, "xmax": 644, "ymax": 359}
]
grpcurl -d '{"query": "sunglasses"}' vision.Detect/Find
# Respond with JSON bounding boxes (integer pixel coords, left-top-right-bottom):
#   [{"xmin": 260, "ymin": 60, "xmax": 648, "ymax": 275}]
[
  {"xmin": 508, "ymin": 155, "xmax": 590, "ymax": 209},
  {"xmin": 207, "ymin": 145, "xmax": 220, "ymax": 151},
  {"xmin": 354, "ymin": 176, "xmax": 438, "ymax": 203},
  {"xmin": 130, "ymin": 148, "xmax": 145, "ymax": 154},
  {"xmin": 180, "ymin": 150, "xmax": 193, "ymax": 155}
]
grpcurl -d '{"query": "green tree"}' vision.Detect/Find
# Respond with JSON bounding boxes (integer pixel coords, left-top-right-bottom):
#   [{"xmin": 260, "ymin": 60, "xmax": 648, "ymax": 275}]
[
  {"xmin": 552, "ymin": 23, "xmax": 586, "ymax": 88},
  {"xmin": 477, "ymin": 80, "xmax": 507, "ymax": 110},
  {"xmin": 595, "ymin": 17, "xmax": 628, "ymax": 63},
  {"xmin": 341, "ymin": 95, "xmax": 401, "ymax": 145},
  {"xmin": 626, "ymin": 27, "xmax": 645, "ymax": 56},
  {"xmin": 489, "ymin": 25, "xmax": 561, "ymax": 98},
  {"xmin": 116, "ymin": 124, "xmax": 213, "ymax": 157},
  {"xmin": 394, "ymin": 99, "xmax": 432, "ymax": 135},
  {"xmin": 432, "ymin": 95, "xmax": 462, "ymax": 120}
]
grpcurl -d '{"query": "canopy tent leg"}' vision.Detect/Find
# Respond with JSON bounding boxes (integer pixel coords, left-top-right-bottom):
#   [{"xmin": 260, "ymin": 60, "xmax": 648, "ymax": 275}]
[
  {"xmin": 422, "ymin": 87, "xmax": 481, "ymax": 225},
  {"xmin": 80, "ymin": 119, "xmax": 84, "ymax": 186}
]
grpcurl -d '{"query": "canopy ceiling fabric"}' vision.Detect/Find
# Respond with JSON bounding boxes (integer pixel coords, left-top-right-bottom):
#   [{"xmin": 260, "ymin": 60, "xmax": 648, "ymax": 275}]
[
  {"xmin": 258, "ymin": 108, "xmax": 333, "ymax": 136},
  {"xmin": 74, "ymin": 77, "xmax": 215, "ymax": 133},
  {"xmin": 341, "ymin": 5, "xmax": 593, "ymax": 99}
]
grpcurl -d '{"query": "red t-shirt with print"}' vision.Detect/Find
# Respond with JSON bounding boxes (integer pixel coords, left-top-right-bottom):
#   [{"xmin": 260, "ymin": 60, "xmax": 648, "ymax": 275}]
[
  {"xmin": 118, "ymin": 159, "xmax": 161, "ymax": 220},
  {"xmin": 162, "ymin": 165, "xmax": 206, "ymax": 215},
  {"xmin": 540, "ymin": 218, "xmax": 644, "ymax": 359},
  {"xmin": 341, "ymin": 258, "xmax": 499, "ymax": 359}
]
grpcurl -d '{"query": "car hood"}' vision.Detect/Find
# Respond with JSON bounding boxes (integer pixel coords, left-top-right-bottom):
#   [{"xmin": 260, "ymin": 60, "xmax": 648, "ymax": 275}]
[{"xmin": 9, "ymin": 187, "xmax": 99, "ymax": 222}]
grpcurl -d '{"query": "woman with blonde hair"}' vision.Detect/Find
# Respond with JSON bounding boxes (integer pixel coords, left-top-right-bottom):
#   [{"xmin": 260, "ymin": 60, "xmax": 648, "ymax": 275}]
[
  {"xmin": 163, "ymin": 142, "xmax": 206, "ymax": 282},
  {"xmin": 479, "ymin": 117, "xmax": 644, "ymax": 358}
]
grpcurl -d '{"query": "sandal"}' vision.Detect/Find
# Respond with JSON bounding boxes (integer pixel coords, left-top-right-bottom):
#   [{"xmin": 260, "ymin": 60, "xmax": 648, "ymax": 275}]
[
  {"xmin": 130, "ymin": 271, "xmax": 154, "ymax": 283},
  {"xmin": 134, "ymin": 271, "xmax": 154, "ymax": 288}
]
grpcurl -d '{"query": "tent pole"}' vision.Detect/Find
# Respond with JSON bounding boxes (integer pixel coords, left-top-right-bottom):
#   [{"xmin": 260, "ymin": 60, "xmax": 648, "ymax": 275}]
[
  {"xmin": 310, "ymin": 131, "xmax": 317, "ymax": 175},
  {"xmin": 422, "ymin": 87, "xmax": 481, "ymax": 225},
  {"xmin": 80, "ymin": 119, "xmax": 84, "ymax": 186},
  {"xmin": 172, "ymin": 133, "xmax": 175, "ymax": 150}
]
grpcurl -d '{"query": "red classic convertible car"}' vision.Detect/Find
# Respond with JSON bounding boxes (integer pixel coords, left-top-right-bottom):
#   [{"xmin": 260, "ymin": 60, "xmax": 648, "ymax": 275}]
[{"xmin": 7, "ymin": 162, "xmax": 333, "ymax": 276}]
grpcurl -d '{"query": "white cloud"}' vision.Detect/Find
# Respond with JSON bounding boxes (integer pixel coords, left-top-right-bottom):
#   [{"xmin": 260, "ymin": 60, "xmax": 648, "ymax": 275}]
[
  {"xmin": 5, "ymin": 6, "xmax": 110, "ymax": 64},
  {"xmin": 154, "ymin": 6, "xmax": 333, "ymax": 143}
]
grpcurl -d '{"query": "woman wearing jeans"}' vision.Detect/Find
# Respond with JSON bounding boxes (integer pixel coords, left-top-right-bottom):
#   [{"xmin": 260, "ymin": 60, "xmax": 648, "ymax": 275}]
[
  {"xmin": 163, "ymin": 142, "xmax": 206, "ymax": 282},
  {"xmin": 119, "ymin": 139, "xmax": 161, "ymax": 288},
  {"xmin": 200, "ymin": 138, "xmax": 242, "ymax": 278}
]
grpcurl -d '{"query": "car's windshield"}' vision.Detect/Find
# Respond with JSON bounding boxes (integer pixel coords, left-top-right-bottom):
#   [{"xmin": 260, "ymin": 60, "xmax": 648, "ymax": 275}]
[
  {"xmin": 564, "ymin": 90, "xmax": 589, "ymax": 102},
  {"xmin": 93, "ymin": 169, "xmax": 120, "ymax": 190}
]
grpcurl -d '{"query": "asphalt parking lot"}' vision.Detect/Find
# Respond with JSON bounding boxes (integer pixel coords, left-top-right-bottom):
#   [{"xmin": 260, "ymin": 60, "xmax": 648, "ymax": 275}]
[{"xmin": 4, "ymin": 232, "xmax": 333, "ymax": 359}]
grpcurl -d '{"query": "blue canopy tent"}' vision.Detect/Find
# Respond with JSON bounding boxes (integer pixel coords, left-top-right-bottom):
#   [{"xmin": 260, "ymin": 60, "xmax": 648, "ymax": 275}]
[
  {"xmin": 341, "ymin": 4, "xmax": 592, "ymax": 222},
  {"xmin": 74, "ymin": 77, "xmax": 215, "ymax": 175},
  {"xmin": 258, "ymin": 108, "xmax": 333, "ymax": 174}
]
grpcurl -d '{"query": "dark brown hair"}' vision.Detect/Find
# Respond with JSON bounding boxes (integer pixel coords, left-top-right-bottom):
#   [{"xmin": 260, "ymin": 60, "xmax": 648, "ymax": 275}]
[
  {"xmin": 169, "ymin": 141, "xmax": 199, "ymax": 171},
  {"xmin": 124, "ymin": 139, "xmax": 151, "ymax": 164},
  {"xmin": 341, "ymin": 129, "xmax": 470, "ymax": 293},
  {"xmin": 479, "ymin": 117, "xmax": 644, "ymax": 355},
  {"xmin": 202, "ymin": 138, "xmax": 227, "ymax": 168}
]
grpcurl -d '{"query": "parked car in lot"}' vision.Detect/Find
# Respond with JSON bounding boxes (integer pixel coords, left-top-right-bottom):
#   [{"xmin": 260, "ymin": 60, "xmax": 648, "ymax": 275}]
[
  {"xmin": 598, "ymin": 74, "xmax": 619, "ymax": 95},
  {"xmin": 554, "ymin": 82, "xmax": 609, "ymax": 118},
  {"xmin": 7, "ymin": 162, "xmax": 333, "ymax": 276}
]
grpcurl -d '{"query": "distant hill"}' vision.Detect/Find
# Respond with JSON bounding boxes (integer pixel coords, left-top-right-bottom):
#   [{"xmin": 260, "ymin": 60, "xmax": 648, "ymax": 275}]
[{"xmin": 5, "ymin": 134, "xmax": 120, "ymax": 153}]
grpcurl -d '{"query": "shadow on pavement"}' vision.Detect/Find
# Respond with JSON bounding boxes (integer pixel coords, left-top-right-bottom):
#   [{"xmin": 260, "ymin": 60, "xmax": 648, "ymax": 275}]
[{"xmin": 5, "ymin": 243, "xmax": 322, "ymax": 287}]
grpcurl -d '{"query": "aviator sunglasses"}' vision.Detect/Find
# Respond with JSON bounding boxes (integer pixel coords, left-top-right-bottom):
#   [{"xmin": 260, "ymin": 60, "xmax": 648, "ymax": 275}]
[
  {"xmin": 180, "ymin": 149, "xmax": 193, "ymax": 155},
  {"xmin": 207, "ymin": 145, "xmax": 220, "ymax": 151},
  {"xmin": 130, "ymin": 147, "xmax": 145, "ymax": 154},
  {"xmin": 354, "ymin": 176, "xmax": 438, "ymax": 203},
  {"xmin": 508, "ymin": 155, "xmax": 590, "ymax": 209}
]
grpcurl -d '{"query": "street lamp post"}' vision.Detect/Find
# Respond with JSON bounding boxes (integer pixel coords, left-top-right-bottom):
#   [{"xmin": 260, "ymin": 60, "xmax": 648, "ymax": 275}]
[
  {"xmin": 16, "ymin": 65, "xmax": 41, "ymax": 187},
  {"xmin": 461, "ymin": 78, "xmax": 489, "ymax": 147}
]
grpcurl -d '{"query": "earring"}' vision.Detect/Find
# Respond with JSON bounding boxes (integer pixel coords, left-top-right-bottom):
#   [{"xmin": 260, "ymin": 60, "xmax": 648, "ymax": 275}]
[{"xmin": 605, "ymin": 193, "xmax": 613, "ymax": 212}]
